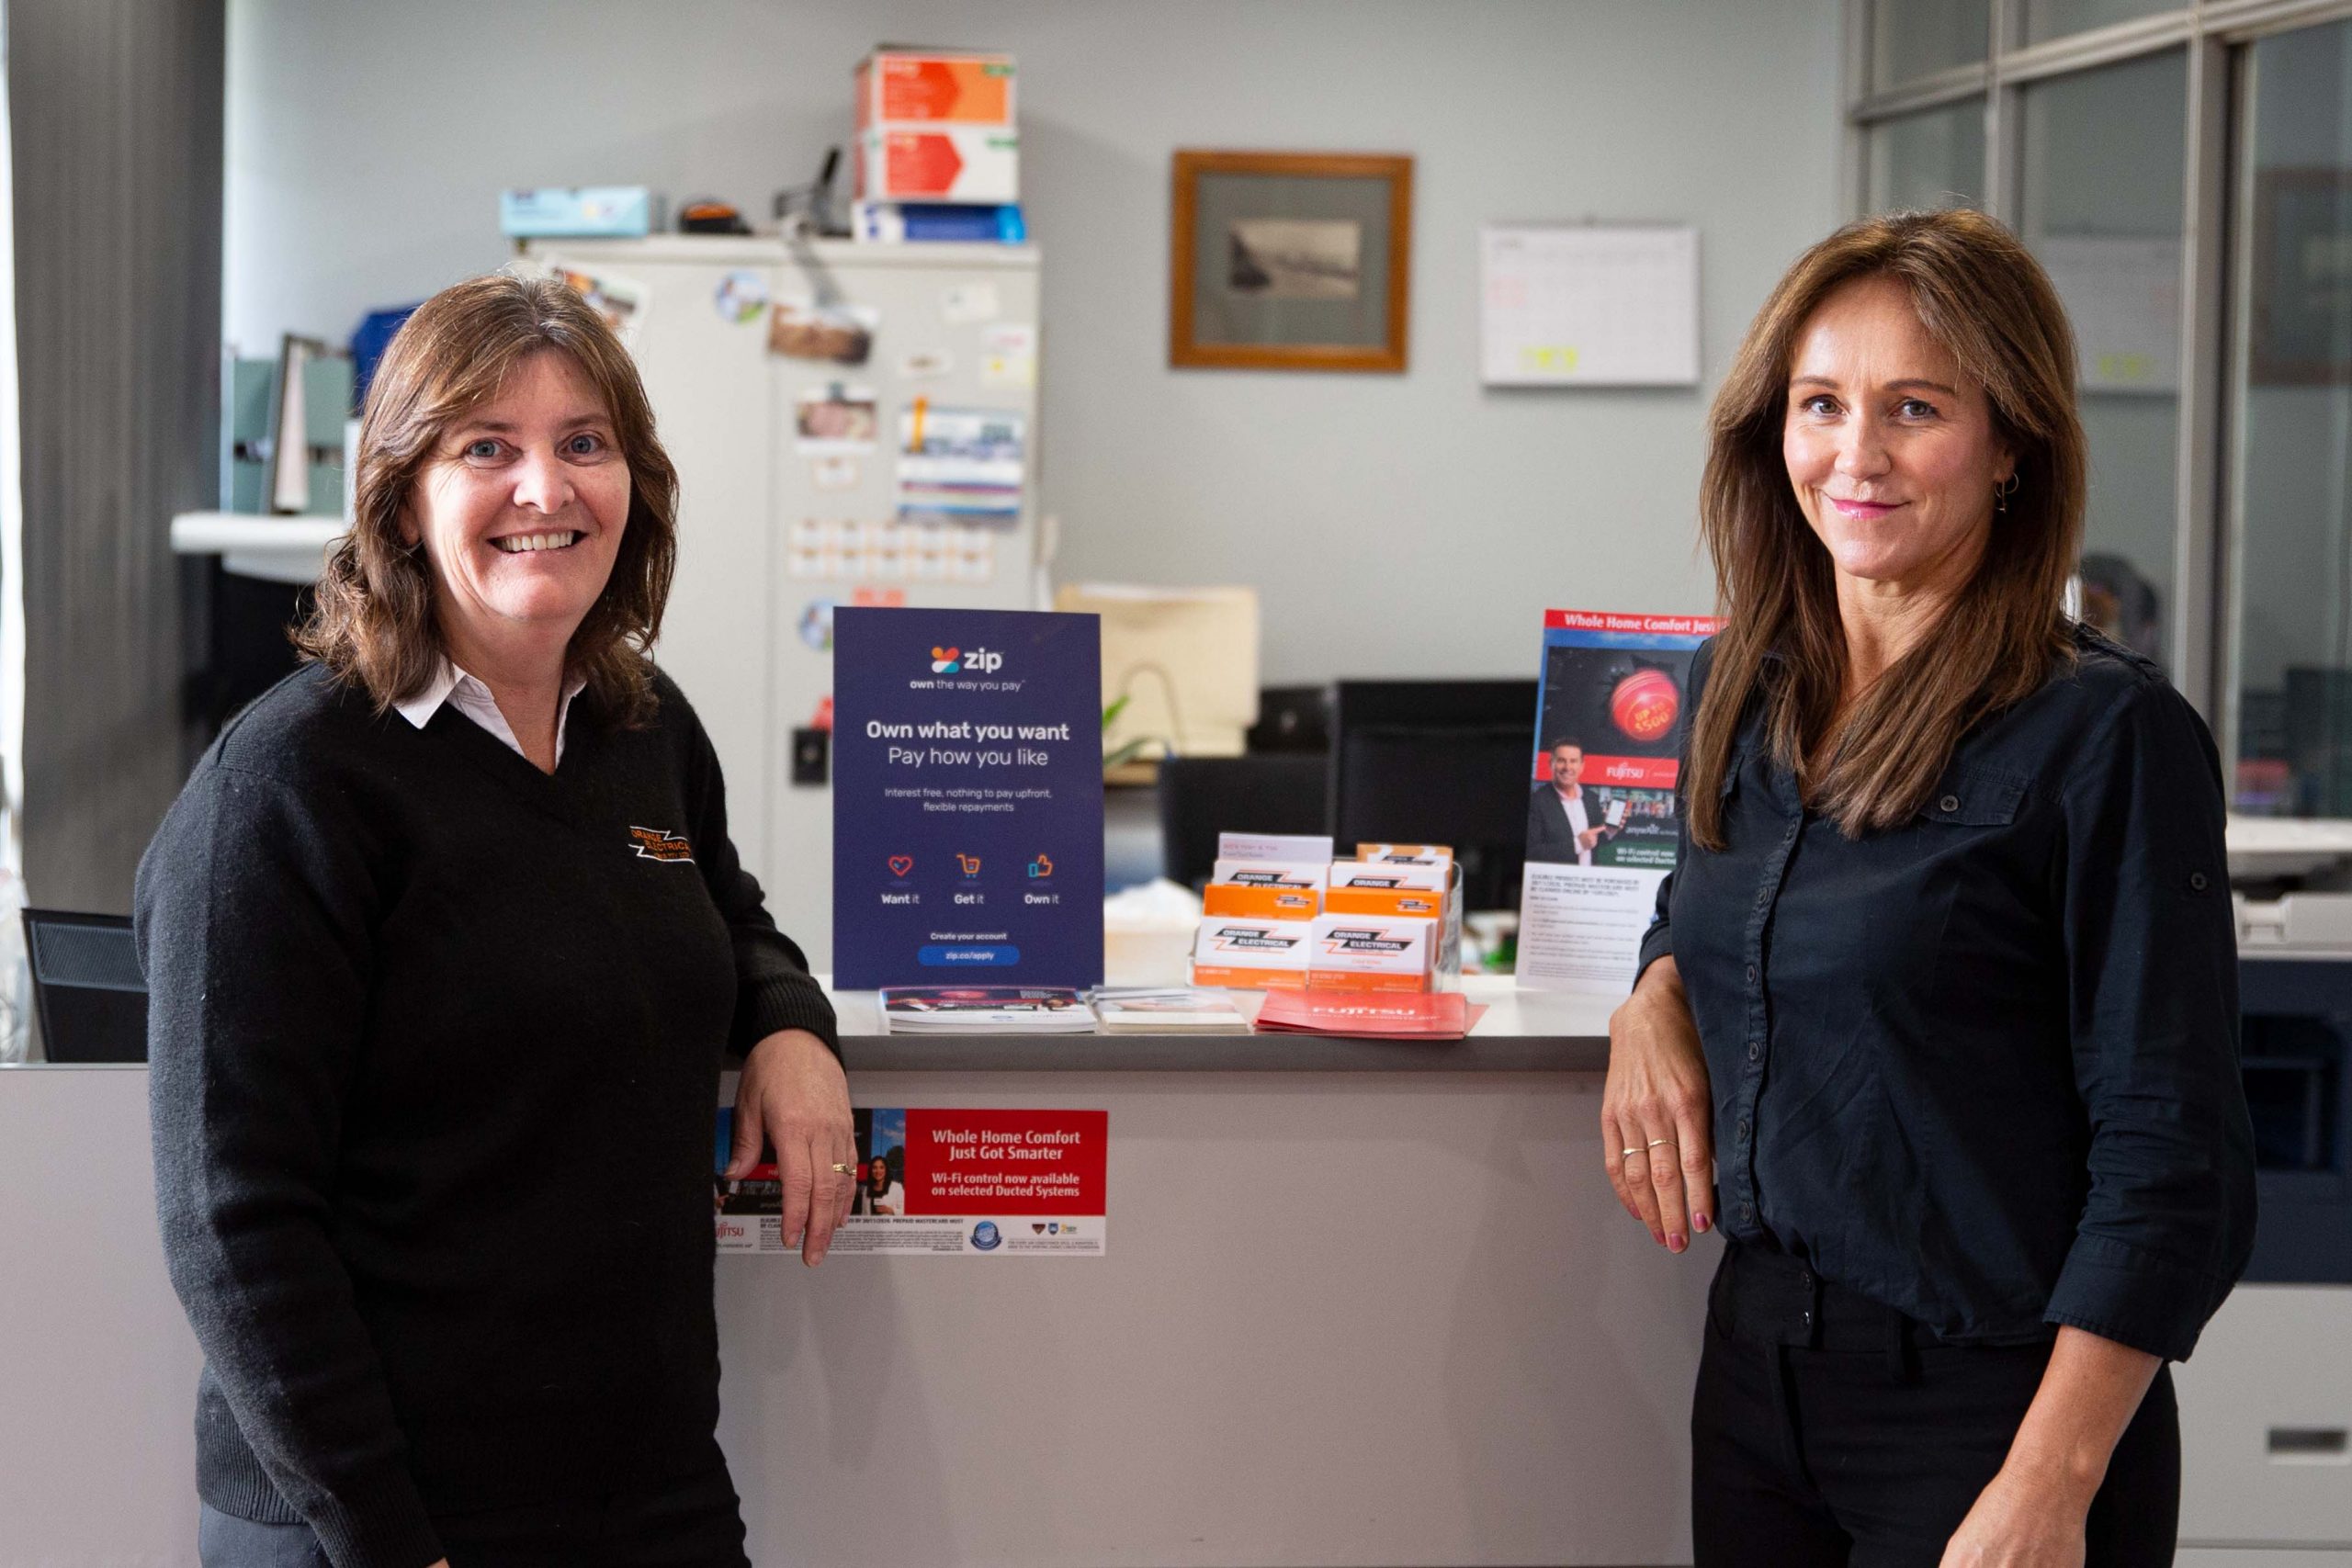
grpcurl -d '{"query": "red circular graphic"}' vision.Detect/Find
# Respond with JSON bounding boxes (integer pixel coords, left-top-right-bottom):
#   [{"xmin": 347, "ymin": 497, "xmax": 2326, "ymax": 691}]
[{"xmin": 1610, "ymin": 670, "xmax": 1680, "ymax": 743}]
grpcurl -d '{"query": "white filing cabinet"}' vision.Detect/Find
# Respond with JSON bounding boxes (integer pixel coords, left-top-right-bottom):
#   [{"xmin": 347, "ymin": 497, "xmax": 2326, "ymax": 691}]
[{"xmin": 2176, "ymin": 1284, "xmax": 2352, "ymax": 1556}]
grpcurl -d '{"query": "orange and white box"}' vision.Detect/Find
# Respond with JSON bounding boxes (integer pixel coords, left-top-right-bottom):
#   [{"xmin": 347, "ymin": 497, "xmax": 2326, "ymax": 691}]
[
  {"xmin": 1202, "ymin": 880, "xmax": 1320, "ymax": 919},
  {"xmin": 1307, "ymin": 916, "xmax": 1434, "ymax": 993},
  {"xmin": 855, "ymin": 50, "xmax": 1016, "ymax": 132},
  {"xmin": 856, "ymin": 126, "xmax": 1020, "ymax": 204},
  {"xmin": 1193, "ymin": 918, "xmax": 1312, "ymax": 990}
]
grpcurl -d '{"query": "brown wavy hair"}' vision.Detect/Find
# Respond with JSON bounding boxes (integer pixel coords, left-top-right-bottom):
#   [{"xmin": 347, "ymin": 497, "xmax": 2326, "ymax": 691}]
[
  {"xmin": 295, "ymin": 271, "xmax": 677, "ymax": 723},
  {"xmin": 1686, "ymin": 209, "xmax": 2086, "ymax": 848}
]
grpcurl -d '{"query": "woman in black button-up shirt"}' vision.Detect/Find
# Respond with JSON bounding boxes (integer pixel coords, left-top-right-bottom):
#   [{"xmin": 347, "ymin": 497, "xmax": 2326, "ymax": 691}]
[{"xmin": 1605, "ymin": 209, "xmax": 2255, "ymax": 1565}]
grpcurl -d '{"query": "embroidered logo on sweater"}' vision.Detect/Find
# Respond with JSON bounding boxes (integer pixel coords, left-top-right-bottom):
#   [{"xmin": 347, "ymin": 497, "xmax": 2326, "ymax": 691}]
[{"xmin": 628, "ymin": 826, "xmax": 695, "ymax": 863}]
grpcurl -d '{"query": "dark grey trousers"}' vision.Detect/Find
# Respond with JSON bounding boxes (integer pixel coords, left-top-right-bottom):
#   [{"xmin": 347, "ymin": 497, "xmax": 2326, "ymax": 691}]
[{"xmin": 196, "ymin": 1462, "xmax": 751, "ymax": 1568}]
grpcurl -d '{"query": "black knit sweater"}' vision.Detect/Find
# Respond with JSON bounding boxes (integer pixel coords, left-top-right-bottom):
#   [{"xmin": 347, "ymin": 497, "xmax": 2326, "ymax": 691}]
[{"xmin": 135, "ymin": 661, "xmax": 836, "ymax": 1568}]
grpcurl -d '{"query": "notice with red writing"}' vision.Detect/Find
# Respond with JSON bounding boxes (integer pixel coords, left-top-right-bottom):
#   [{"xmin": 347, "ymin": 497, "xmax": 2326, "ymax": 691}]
[
  {"xmin": 716, "ymin": 1100, "xmax": 1107, "ymax": 1256},
  {"xmin": 1519, "ymin": 608, "xmax": 1722, "ymax": 995}
]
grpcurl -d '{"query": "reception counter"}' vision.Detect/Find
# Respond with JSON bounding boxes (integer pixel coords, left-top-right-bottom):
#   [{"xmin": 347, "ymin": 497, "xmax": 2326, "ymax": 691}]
[{"xmin": 3, "ymin": 979, "xmax": 1733, "ymax": 1566}]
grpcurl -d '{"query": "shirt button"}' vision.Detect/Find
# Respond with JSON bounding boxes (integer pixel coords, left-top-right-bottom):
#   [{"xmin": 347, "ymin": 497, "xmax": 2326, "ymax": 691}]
[
  {"xmin": 2189, "ymin": 871, "xmax": 2210, "ymax": 892},
  {"xmin": 1939, "ymin": 794, "xmax": 1961, "ymax": 813},
  {"xmin": 1802, "ymin": 1308, "xmax": 1814, "ymax": 1326},
  {"xmin": 1745, "ymin": 964, "xmax": 1758, "ymax": 983},
  {"xmin": 1737, "ymin": 1117, "xmax": 1751, "ymax": 1142},
  {"xmin": 1747, "ymin": 1043, "xmax": 1761, "ymax": 1063},
  {"xmin": 1739, "ymin": 1201, "xmax": 1754, "ymax": 1222},
  {"xmin": 1799, "ymin": 1270, "xmax": 1813, "ymax": 1289}
]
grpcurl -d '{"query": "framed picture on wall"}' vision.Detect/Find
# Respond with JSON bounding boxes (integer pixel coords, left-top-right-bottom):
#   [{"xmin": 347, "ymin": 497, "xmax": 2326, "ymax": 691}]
[
  {"xmin": 1169, "ymin": 150, "xmax": 1412, "ymax": 372},
  {"xmin": 2251, "ymin": 167, "xmax": 2352, "ymax": 385}
]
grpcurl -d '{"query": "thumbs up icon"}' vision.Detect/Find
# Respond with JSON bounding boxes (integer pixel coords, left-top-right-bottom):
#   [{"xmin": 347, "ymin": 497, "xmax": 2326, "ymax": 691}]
[{"xmin": 1027, "ymin": 854, "xmax": 1054, "ymax": 879}]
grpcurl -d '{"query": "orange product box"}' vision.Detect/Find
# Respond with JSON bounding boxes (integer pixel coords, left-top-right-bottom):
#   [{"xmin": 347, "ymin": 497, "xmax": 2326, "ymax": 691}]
[
  {"xmin": 1202, "ymin": 881, "xmax": 1320, "ymax": 919},
  {"xmin": 1306, "ymin": 915, "xmax": 1433, "ymax": 993},
  {"xmin": 855, "ymin": 126, "xmax": 1019, "ymax": 204},
  {"xmin": 855, "ymin": 50, "xmax": 1016, "ymax": 132},
  {"xmin": 1192, "ymin": 918, "xmax": 1312, "ymax": 990}
]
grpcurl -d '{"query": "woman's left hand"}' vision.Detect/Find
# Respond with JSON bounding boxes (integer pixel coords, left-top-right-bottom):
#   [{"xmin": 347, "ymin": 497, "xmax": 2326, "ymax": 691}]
[
  {"xmin": 1939, "ymin": 1467, "xmax": 2088, "ymax": 1567},
  {"xmin": 728, "ymin": 1029, "xmax": 855, "ymax": 1266}
]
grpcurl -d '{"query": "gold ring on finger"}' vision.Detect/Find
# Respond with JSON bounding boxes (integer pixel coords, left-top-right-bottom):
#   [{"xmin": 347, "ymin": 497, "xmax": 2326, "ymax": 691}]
[
  {"xmin": 1620, "ymin": 1146, "xmax": 1645, "ymax": 1159},
  {"xmin": 1647, "ymin": 1139, "xmax": 1677, "ymax": 1150},
  {"xmin": 830, "ymin": 1162, "xmax": 858, "ymax": 1174}
]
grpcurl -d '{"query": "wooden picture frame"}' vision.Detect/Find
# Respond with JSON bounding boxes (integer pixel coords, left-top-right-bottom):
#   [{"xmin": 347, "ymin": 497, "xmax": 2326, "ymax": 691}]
[{"xmin": 1170, "ymin": 150, "xmax": 1412, "ymax": 372}]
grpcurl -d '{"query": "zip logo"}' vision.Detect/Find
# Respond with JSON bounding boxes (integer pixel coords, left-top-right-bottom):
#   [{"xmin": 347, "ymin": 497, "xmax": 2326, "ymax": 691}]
[
  {"xmin": 628, "ymin": 826, "xmax": 695, "ymax": 863},
  {"xmin": 929, "ymin": 645, "xmax": 1004, "ymax": 676}
]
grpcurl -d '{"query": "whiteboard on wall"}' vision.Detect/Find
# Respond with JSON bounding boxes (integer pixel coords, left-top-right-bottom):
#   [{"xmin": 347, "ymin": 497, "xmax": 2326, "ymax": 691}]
[
  {"xmin": 1480, "ymin": 223, "xmax": 1701, "ymax": 387},
  {"xmin": 2034, "ymin": 234, "xmax": 2182, "ymax": 395}
]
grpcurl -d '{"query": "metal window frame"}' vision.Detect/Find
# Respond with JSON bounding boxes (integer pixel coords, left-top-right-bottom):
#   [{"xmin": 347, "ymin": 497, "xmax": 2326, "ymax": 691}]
[{"xmin": 1849, "ymin": 0, "xmax": 2352, "ymax": 735}]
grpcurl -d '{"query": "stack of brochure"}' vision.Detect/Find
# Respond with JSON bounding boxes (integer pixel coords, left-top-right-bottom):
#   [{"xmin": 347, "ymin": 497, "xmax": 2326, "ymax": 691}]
[
  {"xmin": 1087, "ymin": 987, "xmax": 1252, "ymax": 1035},
  {"xmin": 877, "ymin": 987, "xmax": 1097, "ymax": 1033},
  {"xmin": 1252, "ymin": 989, "xmax": 1484, "ymax": 1041}
]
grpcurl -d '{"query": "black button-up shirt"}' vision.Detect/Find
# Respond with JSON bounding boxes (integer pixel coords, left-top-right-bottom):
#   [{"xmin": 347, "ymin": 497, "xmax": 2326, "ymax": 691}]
[{"xmin": 1638, "ymin": 626, "xmax": 2255, "ymax": 1361}]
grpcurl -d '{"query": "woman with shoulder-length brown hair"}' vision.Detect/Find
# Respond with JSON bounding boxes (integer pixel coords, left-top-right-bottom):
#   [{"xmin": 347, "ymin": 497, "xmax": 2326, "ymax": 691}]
[
  {"xmin": 1603, "ymin": 209, "xmax": 2255, "ymax": 1565},
  {"xmin": 136, "ymin": 271, "xmax": 854, "ymax": 1568}
]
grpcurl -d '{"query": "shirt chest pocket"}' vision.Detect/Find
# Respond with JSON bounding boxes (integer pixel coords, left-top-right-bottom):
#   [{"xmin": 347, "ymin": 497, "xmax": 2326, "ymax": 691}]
[{"xmin": 1917, "ymin": 765, "xmax": 2025, "ymax": 830}]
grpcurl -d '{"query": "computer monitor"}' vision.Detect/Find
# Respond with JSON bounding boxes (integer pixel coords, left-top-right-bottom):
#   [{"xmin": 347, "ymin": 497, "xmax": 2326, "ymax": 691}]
[
  {"xmin": 24, "ymin": 909, "xmax": 147, "ymax": 1064},
  {"xmin": 1157, "ymin": 754, "xmax": 1330, "ymax": 889},
  {"xmin": 1328, "ymin": 680, "xmax": 1542, "ymax": 911}
]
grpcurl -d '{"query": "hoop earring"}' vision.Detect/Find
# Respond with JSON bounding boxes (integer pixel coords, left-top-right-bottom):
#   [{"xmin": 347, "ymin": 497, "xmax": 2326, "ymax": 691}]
[{"xmin": 1995, "ymin": 473, "xmax": 2020, "ymax": 513}]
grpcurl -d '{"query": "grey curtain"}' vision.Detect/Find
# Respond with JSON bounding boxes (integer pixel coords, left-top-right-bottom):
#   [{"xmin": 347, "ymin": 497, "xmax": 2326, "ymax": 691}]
[{"xmin": 9, "ymin": 0, "xmax": 223, "ymax": 913}]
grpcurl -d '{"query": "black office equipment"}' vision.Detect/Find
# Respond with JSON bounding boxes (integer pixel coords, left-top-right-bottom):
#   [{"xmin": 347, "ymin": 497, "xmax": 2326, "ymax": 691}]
[
  {"xmin": 24, "ymin": 909, "xmax": 147, "ymax": 1064},
  {"xmin": 1328, "ymin": 680, "xmax": 1541, "ymax": 912},
  {"xmin": 1157, "ymin": 755, "xmax": 1329, "ymax": 890},
  {"xmin": 2238, "ymin": 954, "xmax": 2352, "ymax": 1282},
  {"xmin": 1248, "ymin": 686, "xmax": 1332, "ymax": 753}
]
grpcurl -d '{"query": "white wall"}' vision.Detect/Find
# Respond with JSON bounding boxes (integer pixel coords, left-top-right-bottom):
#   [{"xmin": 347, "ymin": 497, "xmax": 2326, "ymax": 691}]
[{"xmin": 226, "ymin": 0, "xmax": 1844, "ymax": 683}]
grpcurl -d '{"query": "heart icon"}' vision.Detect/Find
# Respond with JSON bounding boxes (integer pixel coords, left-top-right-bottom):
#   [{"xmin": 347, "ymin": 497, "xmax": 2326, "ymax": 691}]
[{"xmin": 888, "ymin": 855, "xmax": 913, "ymax": 877}]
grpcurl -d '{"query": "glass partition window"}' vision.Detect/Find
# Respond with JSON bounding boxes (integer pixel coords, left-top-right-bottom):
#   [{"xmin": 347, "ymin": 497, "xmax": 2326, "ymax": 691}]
[
  {"xmin": 2227, "ymin": 20, "xmax": 2352, "ymax": 817},
  {"xmin": 1871, "ymin": 0, "xmax": 1990, "ymax": 89},
  {"xmin": 2018, "ymin": 49, "xmax": 2188, "ymax": 669},
  {"xmin": 1866, "ymin": 99, "xmax": 1986, "ymax": 214},
  {"xmin": 2025, "ymin": 0, "xmax": 2184, "ymax": 48}
]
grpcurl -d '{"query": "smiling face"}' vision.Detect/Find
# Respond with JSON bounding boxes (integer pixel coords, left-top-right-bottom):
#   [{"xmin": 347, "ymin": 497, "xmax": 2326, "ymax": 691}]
[
  {"xmin": 1781, "ymin": 274, "xmax": 2013, "ymax": 596},
  {"xmin": 870, "ymin": 1157, "xmax": 891, "ymax": 1189},
  {"xmin": 1550, "ymin": 744, "xmax": 1584, "ymax": 786},
  {"xmin": 401, "ymin": 348, "xmax": 630, "ymax": 665}
]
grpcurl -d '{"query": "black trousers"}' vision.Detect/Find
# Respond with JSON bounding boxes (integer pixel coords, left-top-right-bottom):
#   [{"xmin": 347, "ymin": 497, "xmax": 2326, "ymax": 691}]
[
  {"xmin": 1691, "ymin": 1242, "xmax": 2178, "ymax": 1568},
  {"xmin": 198, "ymin": 1462, "xmax": 751, "ymax": 1568}
]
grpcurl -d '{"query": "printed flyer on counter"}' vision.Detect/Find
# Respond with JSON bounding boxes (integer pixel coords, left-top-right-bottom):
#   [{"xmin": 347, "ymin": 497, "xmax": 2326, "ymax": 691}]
[
  {"xmin": 1518, "ymin": 608, "xmax": 1721, "ymax": 995},
  {"xmin": 715, "ymin": 1103, "xmax": 1108, "ymax": 1257},
  {"xmin": 832, "ymin": 606, "xmax": 1104, "ymax": 989}
]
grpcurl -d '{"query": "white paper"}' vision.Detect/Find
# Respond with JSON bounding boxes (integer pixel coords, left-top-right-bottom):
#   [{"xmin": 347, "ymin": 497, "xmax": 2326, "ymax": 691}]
[
  {"xmin": 980, "ymin": 323, "xmax": 1037, "ymax": 388},
  {"xmin": 1515, "ymin": 862, "xmax": 1669, "ymax": 993},
  {"xmin": 940, "ymin": 281, "xmax": 1001, "ymax": 324},
  {"xmin": 1480, "ymin": 224, "xmax": 1700, "ymax": 387}
]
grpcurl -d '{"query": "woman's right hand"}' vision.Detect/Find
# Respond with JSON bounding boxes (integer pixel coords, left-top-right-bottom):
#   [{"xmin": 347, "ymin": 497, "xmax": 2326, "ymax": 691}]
[{"xmin": 1603, "ymin": 957, "xmax": 1715, "ymax": 1253}]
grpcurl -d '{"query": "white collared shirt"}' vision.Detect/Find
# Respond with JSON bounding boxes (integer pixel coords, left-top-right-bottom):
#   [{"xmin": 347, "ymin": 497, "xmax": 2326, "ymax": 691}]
[
  {"xmin": 394, "ymin": 658, "xmax": 587, "ymax": 766},
  {"xmin": 1554, "ymin": 784, "xmax": 1592, "ymax": 866}
]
